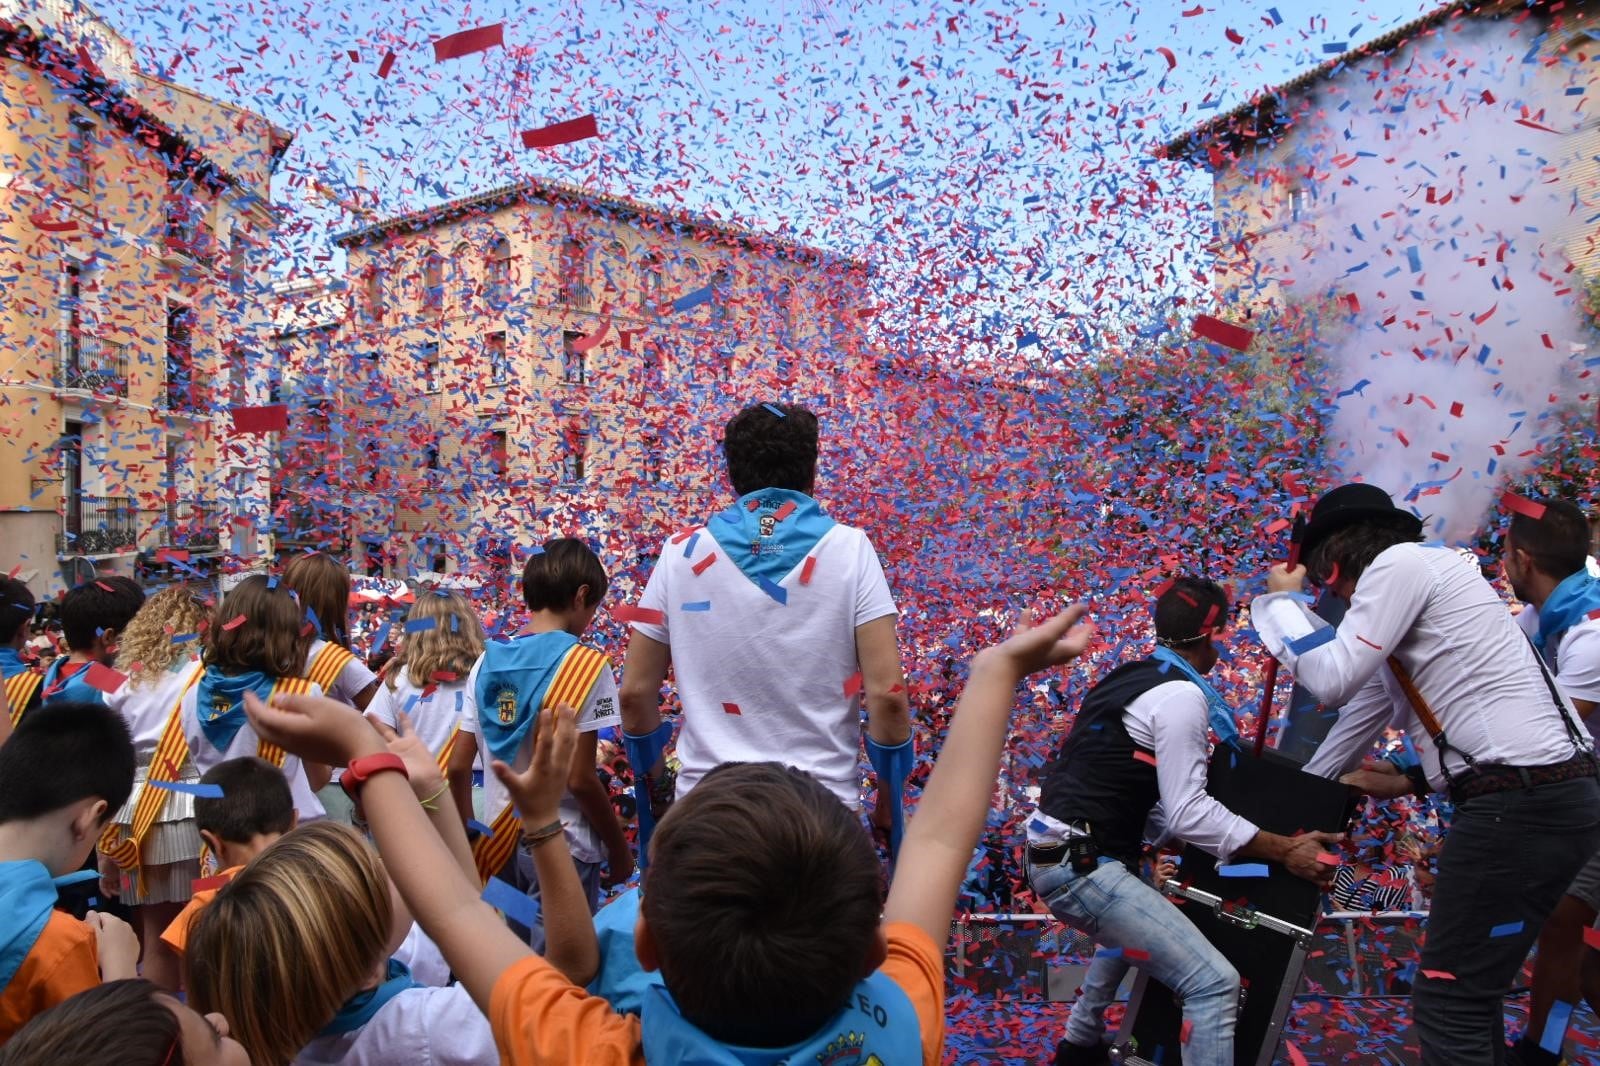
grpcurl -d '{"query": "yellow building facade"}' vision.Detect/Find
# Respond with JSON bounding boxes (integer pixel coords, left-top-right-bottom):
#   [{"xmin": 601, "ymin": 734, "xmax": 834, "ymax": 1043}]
[
  {"xmin": 300, "ymin": 180, "xmax": 869, "ymax": 577},
  {"xmin": 0, "ymin": 0, "xmax": 289, "ymax": 595}
]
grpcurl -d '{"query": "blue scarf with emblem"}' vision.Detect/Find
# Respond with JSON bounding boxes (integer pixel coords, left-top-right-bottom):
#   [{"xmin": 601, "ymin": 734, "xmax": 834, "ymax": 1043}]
[
  {"xmin": 1151, "ymin": 646, "xmax": 1242, "ymax": 750},
  {"xmin": 0, "ymin": 647, "xmax": 29, "ymax": 680},
  {"xmin": 0, "ymin": 860, "xmax": 58, "ymax": 996},
  {"xmin": 41, "ymin": 658, "xmax": 103, "ymax": 706},
  {"xmin": 639, "ymin": 970, "xmax": 923, "ymax": 1065},
  {"xmin": 473, "ymin": 631, "xmax": 578, "ymax": 765},
  {"xmin": 195, "ymin": 668, "xmax": 278, "ymax": 752},
  {"xmin": 706, "ymin": 490, "xmax": 837, "ymax": 600},
  {"xmin": 1535, "ymin": 571, "xmax": 1600, "ymax": 660},
  {"xmin": 317, "ymin": 958, "xmax": 421, "ymax": 1037}
]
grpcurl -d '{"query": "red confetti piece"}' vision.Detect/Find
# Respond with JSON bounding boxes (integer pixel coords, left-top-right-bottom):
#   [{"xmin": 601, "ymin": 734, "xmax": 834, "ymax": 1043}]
[
  {"xmin": 692, "ymin": 554, "xmax": 717, "ymax": 576},
  {"xmin": 221, "ymin": 615, "xmax": 248, "ymax": 631},
  {"xmin": 432, "ymin": 24, "xmax": 504, "ymax": 62},
  {"xmin": 30, "ymin": 214, "xmax": 77, "ymax": 233},
  {"xmin": 1357, "ymin": 636, "xmax": 1383, "ymax": 650},
  {"xmin": 1181, "ymin": 1020, "xmax": 1193, "ymax": 1044},
  {"xmin": 670, "ymin": 527, "xmax": 697, "ymax": 544},
  {"xmin": 1225, "ymin": 27, "xmax": 1244, "ymax": 44},
  {"xmin": 1316, "ymin": 852, "xmax": 1340, "ymax": 865},
  {"xmin": 1192, "ymin": 314, "xmax": 1254, "ymax": 351},
  {"xmin": 1132, "ymin": 750, "xmax": 1157, "ymax": 766},
  {"xmin": 799, "ymin": 556, "xmax": 817, "ymax": 586},
  {"xmin": 431, "ymin": 671, "xmax": 458, "ymax": 682},
  {"xmin": 155, "ymin": 548, "xmax": 190, "ymax": 563},
  {"xmin": 571, "ymin": 317, "xmax": 611, "ymax": 353},
  {"xmin": 520, "ymin": 114, "xmax": 600, "ymax": 150},
  {"xmin": 1421, "ymin": 970, "xmax": 1457, "ymax": 981},
  {"xmin": 83, "ymin": 663, "xmax": 126, "ymax": 694},
  {"xmin": 774, "ymin": 501, "xmax": 797, "ymax": 522},
  {"xmin": 1286, "ymin": 1041, "xmax": 1309, "ymax": 1066},
  {"xmin": 721, "ymin": 702, "xmax": 741, "ymax": 716},
  {"xmin": 1502, "ymin": 492, "xmax": 1547, "ymax": 520},
  {"xmin": 1482, "ymin": 89, "xmax": 1497, "ymax": 104},
  {"xmin": 230, "ymin": 404, "xmax": 289, "ymax": 435},
  {"xmin": 1582, "ymin": 926, "xmax": 1600, "ymax": 951},
  {"xmin": 191, "ymin": 875, "xmax": 230, "ymax": 893},
  {"xmin": 843, "ymin": 671, "xmax": 864, "ymax": 697},
  {"xmin": 1430, "ymin": 451, "xmax": 1450, "ymax": 462},
  {"xmin": 95, "ymin": 581, "xmax": 114, "ymax": 592},
  {"xmin": 1450, "ymin": 401, "xmax": 1464, "ymax": 417},
  {"xmin": 377, "ymin": 51, "xmax": 396, "ymax": 79},
  {"xmin": 1125, "ymin": 948, "xmax": 1151, "ymax": 961},
  {"xmin": 613, "ymin": 605, "xmax": 666, "ymax": 625},
  {"xmin": 1156, "ymin": 46, "xmax": 1177, "ymax": 70}
]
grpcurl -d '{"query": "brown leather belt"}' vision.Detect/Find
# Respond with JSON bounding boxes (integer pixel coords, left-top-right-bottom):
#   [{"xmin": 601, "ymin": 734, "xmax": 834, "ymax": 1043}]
[{"xmin": 1449, "ymin": 752, "xmax": 1599, "ymax": 804}]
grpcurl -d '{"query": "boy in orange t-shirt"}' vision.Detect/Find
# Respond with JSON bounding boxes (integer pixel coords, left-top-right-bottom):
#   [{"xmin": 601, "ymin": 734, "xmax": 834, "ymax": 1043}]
[
  {"xmin": 160, "ymin": 756, "xmax": 296, "ymax": 958},
  {"xmin": 0, "ymin": 701, "xmax": 141, "ymax": 1043},
  {"xmin": 246, "ymin": 605, "xmax": 1097, "ymax": 1064}
]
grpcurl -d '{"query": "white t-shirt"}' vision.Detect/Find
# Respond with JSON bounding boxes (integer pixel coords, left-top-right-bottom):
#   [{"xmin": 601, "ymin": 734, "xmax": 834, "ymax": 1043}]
[
  {"xmin": 179, "ymin": 678, "xmax": 327, "ymax": 821},
  {"xmin": 305, "ymin": 639, "xmax": 379, "ymax": 707},
  {"xmin": 462, "ymin": 651, "xmax": 621, "ymax": 864},
  {"xmin": 1518, "ymin": 604, "xmax": 1600, "ymax": 724},
  {"xmin": 631, "ymin": 521, "xmax": 897, "ymax": 806},
  {"xmin": 292, "ymin": 983, "xmax": 496, "ymax": 1066},
  {"xmin": 369, "ymin": 673, "xmax": 479, "ymax": 767},
  {"xmin": 107, "ymin": 659, "xmax": 203, "ymax": 759},
  {"xmin": 393, "ymin": 923, "xmax": 450, "ymax": 988}
]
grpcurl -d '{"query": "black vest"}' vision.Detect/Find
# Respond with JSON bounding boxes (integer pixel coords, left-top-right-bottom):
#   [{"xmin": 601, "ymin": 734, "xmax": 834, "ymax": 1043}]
[{"xmin": 1038, "ymin": 659, "xmax": 1176, "ymax": 866}]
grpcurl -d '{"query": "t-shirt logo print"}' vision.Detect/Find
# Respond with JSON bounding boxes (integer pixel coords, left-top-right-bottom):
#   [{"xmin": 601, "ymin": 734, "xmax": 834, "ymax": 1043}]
[
  {"xmin": 496, "ymin": 687, "xmax": 517, "ymax": 725},
  {"xmin": 817, "ymin": 1032, "xmax": 877, "ymax": 1066},
  {"xmin": 208, "ymin": 693, "xmax": 231, "ymax": 722}
]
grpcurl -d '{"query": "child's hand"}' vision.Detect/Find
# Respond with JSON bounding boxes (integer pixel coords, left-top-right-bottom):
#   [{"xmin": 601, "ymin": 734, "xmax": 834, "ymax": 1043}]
[
  {"xmin": 368, "ymin": 710, "xmax": 446, "ymax": 803},
  {"xmin": 490, "ymin": 704, "xmax": 579, "ymax": 825},
  {"xmin": 85, "ymin": 910, "xmax": 139, "ymax": 980},
  {"xmin": 96, "ymin": 852, "xmax": 121, "ymax": 900},
  {"xmin": 1153, "ymin": 860, "xmax": 1179, "ymax": 890},
  {"xmin": 976, "ymin": 605, "xmax": 1095, "ymax": 679},
  {"xmin": 245, "ymin": 691, "xmax": 385, "ymax": 766}
]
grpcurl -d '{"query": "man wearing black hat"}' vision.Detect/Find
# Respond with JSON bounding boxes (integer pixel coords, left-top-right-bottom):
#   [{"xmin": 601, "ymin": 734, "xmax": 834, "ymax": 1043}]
[{"xmin": 1253, "ymin": 483, "xmax": 1600, "ymax": 1066}]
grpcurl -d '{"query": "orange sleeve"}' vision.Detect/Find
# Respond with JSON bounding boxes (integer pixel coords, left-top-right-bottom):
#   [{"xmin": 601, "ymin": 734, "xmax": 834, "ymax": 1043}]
[
  {"xmin": 489, "ymin": 953, "xmax": 643, "ymax": 1066},
  {"xmin": 160, "ymin": 897, "xmax": 204, "ymax": 955},
  {"xmin": 880, "ymin": 922, "xmax": 946, "ymax": 1065},
  {"xmin": 0, "ymin": 914, "xmax": 101, "ymax": 1040}
]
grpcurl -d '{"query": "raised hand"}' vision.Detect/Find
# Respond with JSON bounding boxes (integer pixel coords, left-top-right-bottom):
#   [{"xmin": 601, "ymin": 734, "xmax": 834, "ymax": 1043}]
[
  {"xmin": 980, "ymin": 605, "xmax": 1096, "ymax": 678},
  {"xmin": 245, "ymin": 690, "xmax": 384, "ymax": 766},
  {"xmin": 489, "ymin": 703, "xmax": 580, "ymax": 825},
  {"xmin": 369, "ymin": 709, "xmax": 445, "ymax": 802}
]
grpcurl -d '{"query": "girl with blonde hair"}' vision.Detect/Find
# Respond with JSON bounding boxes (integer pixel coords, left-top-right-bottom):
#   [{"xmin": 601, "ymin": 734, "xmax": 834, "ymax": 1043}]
[
  {"xmin": 367, "ymin": 591, "xmax": 485, "ymax": 821},
  {"xmin": 185, "ymin": 821, "xmax": 497, "ymax": 1066},
  {"xmin": 98, "ymin": 585, "xmax": 211, "ymax": 991}
]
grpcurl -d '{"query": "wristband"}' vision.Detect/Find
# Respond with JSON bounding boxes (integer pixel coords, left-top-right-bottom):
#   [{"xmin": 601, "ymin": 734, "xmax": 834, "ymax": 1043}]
[
  {"xmin": 520, "ymin": 819, "xmax": 564, "ymax": 847},
  {"xmin": 341, "ymin": 753, "xmax": 408, "ymax": 799}
]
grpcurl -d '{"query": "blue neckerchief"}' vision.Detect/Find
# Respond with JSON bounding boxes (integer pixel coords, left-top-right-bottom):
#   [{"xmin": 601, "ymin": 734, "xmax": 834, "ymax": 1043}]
[
  {"xmin": 0, "ymin": 647, "xmax": 28, "ymax": 680},
  {"xmin": 473, "ymin": 631, "xmax": 579, "ymax": 765},
  {"xmin": 1150, "ymin": 647, "xmax": 1241, "ymax": 749},
  {"xmin": 706, "ymin": 489, "xmax": 837, "ymax": 597},
  {"xmin": 1536, "ymin": 571, "xmax": 1600, "ymax": 658},
  {"xmin": 639, "ymin": 970, "xmax": 922, "ymax": 1065},
  {"xmin": 317, "ymin": 958, "xmax": 420, "ymax": 1037},
  {"xmin": 586, "ymin": 887, "xmax": 662, "ymax": 1015},
  {"xmin": 41, "ymin": 658, "xmax": 103, "ymax": 706},
  {"xmin": 0, "ymin": 860, "xmax": 60, "ymax": 994},
  {"xmin": 195, "ymin": 668, "xmax": 278, "ymax": 752}
]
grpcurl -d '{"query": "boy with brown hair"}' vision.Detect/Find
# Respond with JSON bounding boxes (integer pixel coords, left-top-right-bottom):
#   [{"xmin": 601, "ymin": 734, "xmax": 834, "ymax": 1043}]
[
  {"xmin": 41, "ymin": 579, "xmax": 144, "ymax": 707},
  {"xmin": 245, "ymin": 604, "xmax": 1096, "ymax": 1062},
  {"xmin": 0, "ymin": 701, "xmax": 140, "ymax": 1043}
]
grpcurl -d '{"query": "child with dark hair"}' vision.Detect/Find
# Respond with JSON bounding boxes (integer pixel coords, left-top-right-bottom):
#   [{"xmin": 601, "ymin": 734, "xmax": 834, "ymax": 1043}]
[
  {"xmin": 283, "ymin": 553, "xmax": 380, "ymax": 711},
  {"xmin": 41, "ymin": 577, "xmax": 144, "ymax": 706},
  {"xmin": 246, "ymin": 605, "xmax": 1098, "ymax": 1063},
  {"xmin": 159, "ymin": 756, "xmax": 297, "ymax": 960},
  {"xmin": 0, "ymin": 702, "xmax": 140, "ymax": 1042},
  {"xmin": 621, "ymin": 401, "xmax": 911, "ymax": 858},
  {"xmin": 0, "ymin": 978, "xmax": 247, "ymax": 1066},
  {"xmin": 460, "ymin": 539, "xmax": 630, "ymax": 948},
  {"xmin": 0, "ymin": 579, "xmax": 41, "ymax": 731}
]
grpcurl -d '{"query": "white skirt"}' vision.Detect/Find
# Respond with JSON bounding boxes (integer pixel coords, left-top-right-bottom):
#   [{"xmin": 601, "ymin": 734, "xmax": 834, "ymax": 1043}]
[{"xmin": 108, "ymin": 763, "xmax": 204, "ymax": 906}]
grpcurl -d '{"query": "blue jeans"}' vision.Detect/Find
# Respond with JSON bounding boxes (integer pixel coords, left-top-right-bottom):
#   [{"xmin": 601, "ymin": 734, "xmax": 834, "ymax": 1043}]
[
  {"xmin": 1066, "ymin": 950, "xmax": 1131, "ymax": 1048},
  {"xmin": 1031, "ymin": 857, "xmax": 1239, "ymax": 1066}
]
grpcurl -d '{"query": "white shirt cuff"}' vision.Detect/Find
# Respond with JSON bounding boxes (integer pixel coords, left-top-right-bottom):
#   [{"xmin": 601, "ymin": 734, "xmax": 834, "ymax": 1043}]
[{"xmin": 1250, "ymin": 592, "xmax": 1322, "ymax": 662}]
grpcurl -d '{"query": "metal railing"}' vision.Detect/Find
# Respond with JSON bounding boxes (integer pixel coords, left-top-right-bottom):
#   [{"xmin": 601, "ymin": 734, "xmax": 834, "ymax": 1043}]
[
  {"xmin": 57, "ymin": 330, "xmax": 129, "ymax": 396},
  {"xmin": 164, "ymin": 499, "xmax": 220, "ymax": 551},
  {"xmin": 57, "ymin": 494, "xmax": 137, "ymax": 555}
]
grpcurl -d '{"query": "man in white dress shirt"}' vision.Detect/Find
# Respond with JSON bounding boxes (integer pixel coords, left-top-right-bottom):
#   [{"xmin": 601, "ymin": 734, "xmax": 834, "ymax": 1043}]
[
  {"xmin": 1254, "ymin": 483, "xmax": 1600, "ymax": 1066},
  {"xmin": 1502, "ymin": 497, "xmax": 1600, "ymax": 1066},
  {"xmin": 1026, "ymin": 577, "xmax": 1338, "ymax": 1066}
]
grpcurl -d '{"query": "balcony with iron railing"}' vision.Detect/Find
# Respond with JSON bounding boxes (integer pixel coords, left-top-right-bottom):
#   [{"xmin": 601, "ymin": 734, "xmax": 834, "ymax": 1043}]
[
  {"xmin": 56, "ymin": 495, "xmax": 137, "ymax": 556},
  {"xmin": 165, "ymin": 499, "xmax": 220, "ymax": 552},
  {"xmin": 56, "ymin": 329, "xmax": 129, "ymax": 397}
]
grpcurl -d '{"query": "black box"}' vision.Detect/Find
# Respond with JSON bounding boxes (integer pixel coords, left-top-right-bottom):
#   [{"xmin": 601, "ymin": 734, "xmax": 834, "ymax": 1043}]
[{"xmin": 1111, "ymin": 748, "xmax": 1354, "ymax": 1066}]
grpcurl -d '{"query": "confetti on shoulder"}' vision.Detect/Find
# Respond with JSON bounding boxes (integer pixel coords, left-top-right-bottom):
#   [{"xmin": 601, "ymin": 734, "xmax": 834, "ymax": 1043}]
[
  {"xmin": 614, "ymin": 605, "xmax": 665, "ymax": 625},
  {"xmin": 1285, "ymin": 628, "xmax": 1337, "ymax": 655}
]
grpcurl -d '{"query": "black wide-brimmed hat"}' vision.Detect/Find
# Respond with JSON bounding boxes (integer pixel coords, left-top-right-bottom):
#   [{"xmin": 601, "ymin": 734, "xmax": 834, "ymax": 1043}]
[{"xmin": 1300, "ymin": 483, "xmax": 1424, "ymax": 562}]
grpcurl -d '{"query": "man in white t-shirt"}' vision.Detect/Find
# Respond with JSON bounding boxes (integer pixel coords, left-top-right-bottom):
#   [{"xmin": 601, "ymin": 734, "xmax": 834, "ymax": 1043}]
[
  {"xmin": 1502, "ymin": 496, "xmax": 1600, "ymax": 1066},
  {"xmin": 620, "ymin": 402, "xmax": 911, "ymax": 851}
]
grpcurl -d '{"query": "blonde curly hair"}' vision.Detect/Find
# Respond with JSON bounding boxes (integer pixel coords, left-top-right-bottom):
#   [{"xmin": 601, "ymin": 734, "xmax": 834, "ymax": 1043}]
[
  {"xmin": 114, "ymin": 585, "xmax": 209, "ymax": 685},
  {"xmin": 387, "ymin": 590, "xmax": 486, "ymax": 690}
]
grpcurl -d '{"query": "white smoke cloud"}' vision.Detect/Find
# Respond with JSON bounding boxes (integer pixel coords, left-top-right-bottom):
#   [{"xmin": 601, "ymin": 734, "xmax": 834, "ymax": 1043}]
[{"xmin": 1262, "ymin": 17, "xmax": 1596, "ymax": 542}]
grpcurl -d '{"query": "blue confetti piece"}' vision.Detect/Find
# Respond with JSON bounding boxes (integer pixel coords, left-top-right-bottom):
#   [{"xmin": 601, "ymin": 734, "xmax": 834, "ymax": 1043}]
[
  {"xmin": 1406, "ymin": 246, "xmax": 1422, "ymax": 273},
  {"xmin": 405, "ymin": 617, "xmax": 438, "ymax": 633},
  {"xmin": 1017, "ymin": 331, "xmax": 1040, "ymax": 349},
  {"xmin": 52, "ymin": 869, "xmax": 101, "ymax": 888},
  {"xmin": 761, "ymin": 403, "xmax": 786, "ymax": 418},
  {"xmin": 1094, "ymin": 946, "xmax": 1124, "ymax": 958},
  {"xmin": 1490, "ymin": 920, "xmax": 1524, "ymax": 938},
  {"xmin": 149, "ymin": 780, "xmax": 225, "ymax": 799},
  {"xmin": 1541, "ymin": 1000, "xmax": 1574, "ymax": 1053},
  {"xmin": 672, "ymin": 285, "xmax": 713, "ymax": 312},
  {"xmin": 757, "ymin": 576, "xmax": 788, "ymax": 604},
  {"xmin": 482, "ymin": 877, "xmax": 541, "ymax": 928},
  {"xmin": 1266, "ymin": 7, "xmax": 1282, "ymax": 24},
  {"xmin": 869, "ymin": 175, "xmax": 898, "ymax": 192},
  {"xmin": 467, "ymin": 819, "xmax": 494, "ymax": 837},
  {"xmin": 1285, "ymin": 628, "xmax": 1337, "ymax": 655},
  {"xmin": 1219, "ymin": 863, "xmax": 1270, "ymax": 878},
  {"xmin": 683, "ymin": 532, "xmax": 700, "ymax": 558},
  {"xmin": 681, "ymin": 600, "xmax": 711, "ymax": 612}
]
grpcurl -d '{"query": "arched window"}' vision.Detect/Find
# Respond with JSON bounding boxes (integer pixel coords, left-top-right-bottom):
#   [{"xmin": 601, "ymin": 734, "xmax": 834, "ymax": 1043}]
[
  {"xmin": 451, "ymin": 242, "xmax": 473, "ymax": 312},
  {"xmin": 639, "ymin": 251, "xmax": 664, "ymax": 313},
  {"xmin": 363, "ymin": 263, "xmax": 383, "ymax": 323},
  {"xmin": 710, "ymin": 265, "xmax": 733, "ymax": 327},
  {"xmin": 421, "ymin": 249, "xmax": 444, "ymax": 312},
  {"xmin": 597, "ymin": 240, "xmax": 628, "ymax": 307},
  {"xmin": 485, "ymin": 235, "xmax": 512, "ymax": 309},
  {"xmin": 774, "ymin": 279, "xmax": 794, "ymax": 346},
  {"xmin": 559, "ymin": 236, "xmax": 589, "ymax": 308}
]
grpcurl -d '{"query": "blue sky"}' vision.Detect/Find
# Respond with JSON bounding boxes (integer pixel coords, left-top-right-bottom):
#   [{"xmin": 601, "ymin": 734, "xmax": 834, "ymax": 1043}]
[{"xmin": 95, "ymin": 0, "xmax": 1444, "ymax": 360}]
